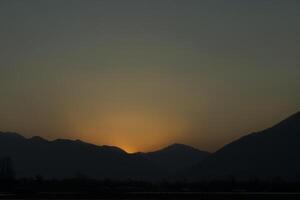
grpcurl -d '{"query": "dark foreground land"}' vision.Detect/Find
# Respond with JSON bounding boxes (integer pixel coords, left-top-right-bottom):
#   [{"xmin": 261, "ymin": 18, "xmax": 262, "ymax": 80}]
[
  {"xmin": 1, "ymin": 192, "xmax": 300, "ymax": 200},
  {"xmin": 2, "ymin": 179, "xmax": 300, "ymax": 199}
]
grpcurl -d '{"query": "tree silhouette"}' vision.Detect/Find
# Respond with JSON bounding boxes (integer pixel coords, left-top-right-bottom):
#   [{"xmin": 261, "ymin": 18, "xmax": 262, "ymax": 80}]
[{"xmin": 0, "ymin": 157, "xmax": 15, "ymax": 180}]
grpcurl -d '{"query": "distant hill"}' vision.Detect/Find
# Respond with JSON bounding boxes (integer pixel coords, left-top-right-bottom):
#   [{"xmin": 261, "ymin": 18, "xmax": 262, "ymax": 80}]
[
  {"xmin": 0, "ymin": 132, "xmax": 209, "ymax": 180},
  {"xmin": 189, "ymin": 111, "xmax": 300, "ymax": 181},
  {"xmin": 133, "ymin": 143, "xmax": 210, "ymax": 176},
  {"xmin": 3, "ymin": 111, "xmax": 299, "ymax": 181}
]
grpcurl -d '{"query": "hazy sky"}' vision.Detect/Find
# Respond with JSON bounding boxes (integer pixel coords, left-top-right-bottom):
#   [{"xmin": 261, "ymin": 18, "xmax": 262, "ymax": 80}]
[{"xmin": 0, "ymin": 0, "xmax": 299, "ymax": 152}]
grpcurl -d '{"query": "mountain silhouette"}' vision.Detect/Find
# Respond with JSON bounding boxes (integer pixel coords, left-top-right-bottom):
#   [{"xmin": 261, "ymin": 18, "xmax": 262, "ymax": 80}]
[
  {"xmin": 0, "ymin": 133, "xmax": 209, "ymax": 180},
  {"xmin": 133, "ymin": 143, "xmax": 210, "ymax": 175},
  {"xmin": 189, "ymin": 111, "xmax": 300, "ymax": 180},
  {"xmin": 2, "ymin": 111, "xmax": 299, "ymax": 181}
]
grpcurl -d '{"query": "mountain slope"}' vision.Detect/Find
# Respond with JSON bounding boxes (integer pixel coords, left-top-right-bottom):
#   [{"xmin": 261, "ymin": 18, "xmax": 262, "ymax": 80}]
[
  {"xmin": 190, "ymin": 111, "xmax": 300, "ymax": 180},
  {"xmin": 0, "ymin": 132, "xmax": 207, "ymax": 180},
  {"xmin": 143, "ymin": 143, "xmax": 210, "ymax": 174}
]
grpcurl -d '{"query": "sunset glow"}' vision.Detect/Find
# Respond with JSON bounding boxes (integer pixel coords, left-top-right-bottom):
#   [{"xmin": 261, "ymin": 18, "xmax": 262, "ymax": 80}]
[{"xmin": 0, "ymin": 0, "xmax": 299, "ymax": 152}]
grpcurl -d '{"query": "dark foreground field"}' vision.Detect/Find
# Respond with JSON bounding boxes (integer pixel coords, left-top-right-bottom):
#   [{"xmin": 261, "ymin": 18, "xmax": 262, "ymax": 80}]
[
  {"xmin": 2, "ymin": 179, "xmax": 300, "ymax": 200},
  {"xmin": 1, "ymin": 192, "xmax": 300, "ymax": 200}
]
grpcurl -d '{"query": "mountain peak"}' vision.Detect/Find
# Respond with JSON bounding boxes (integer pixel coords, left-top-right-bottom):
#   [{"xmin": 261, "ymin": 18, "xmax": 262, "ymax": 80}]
[
  {"xmin": 29, "ymin": 136, "xmax": 48, "ymax": 142},
  {"xmin": 159, "ymin": 143, "xmax": 208, "ymax": 154},
  {"xmin": 0, "ymin": 132, "xmax": 25, "ymax": 140},
  {"xmin": 166, "ymin": 143, "xmax": 192, "ymax": 150},
  {"xmin": 101, "ymin": 145, "xmax": 127, "ymax": 154}
]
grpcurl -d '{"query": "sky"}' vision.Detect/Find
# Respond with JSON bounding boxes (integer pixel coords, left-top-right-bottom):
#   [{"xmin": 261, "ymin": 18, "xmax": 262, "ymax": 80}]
[{"xmin": 0, "ymin": 0, "xmax": 299, "ymax": 153}]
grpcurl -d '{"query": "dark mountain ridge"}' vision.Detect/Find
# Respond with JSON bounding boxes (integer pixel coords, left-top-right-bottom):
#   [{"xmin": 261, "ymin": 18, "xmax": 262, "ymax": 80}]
[
  {"xmin": 1, "ymin": 111, "xmax": 299, "ymax": 181},
  {"xmin": 189, "ymin": 111, "xmax": 300, "ymax": 181},
  {"xmin": 0, "ymin": 132, "xmax": 209, "ymax": 180},
  {"xmin": 134, "ymin": 143, "xmax": 210, "ymax": 174}
]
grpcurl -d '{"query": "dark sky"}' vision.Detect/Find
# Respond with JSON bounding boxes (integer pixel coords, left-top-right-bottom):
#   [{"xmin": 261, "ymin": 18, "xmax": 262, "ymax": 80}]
[{"xmin": 0, "ymin": 0, "xmax": 299, "ymax": 152}]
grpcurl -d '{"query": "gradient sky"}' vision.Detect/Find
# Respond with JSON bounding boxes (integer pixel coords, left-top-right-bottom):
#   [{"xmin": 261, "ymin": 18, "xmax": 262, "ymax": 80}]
[{"xmin": 0, "ymin": 0, "xmax": 299, "ymax": 153}]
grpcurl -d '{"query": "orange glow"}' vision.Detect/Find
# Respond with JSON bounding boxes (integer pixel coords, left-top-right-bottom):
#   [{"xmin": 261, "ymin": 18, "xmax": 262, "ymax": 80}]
[
  {"xmin": 68, "ymin": 109, "xmax": 190, "ymax": 152},
  {"xmin": 115, "ymin": 144, "xmax": 138, "ymax": 154}
]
